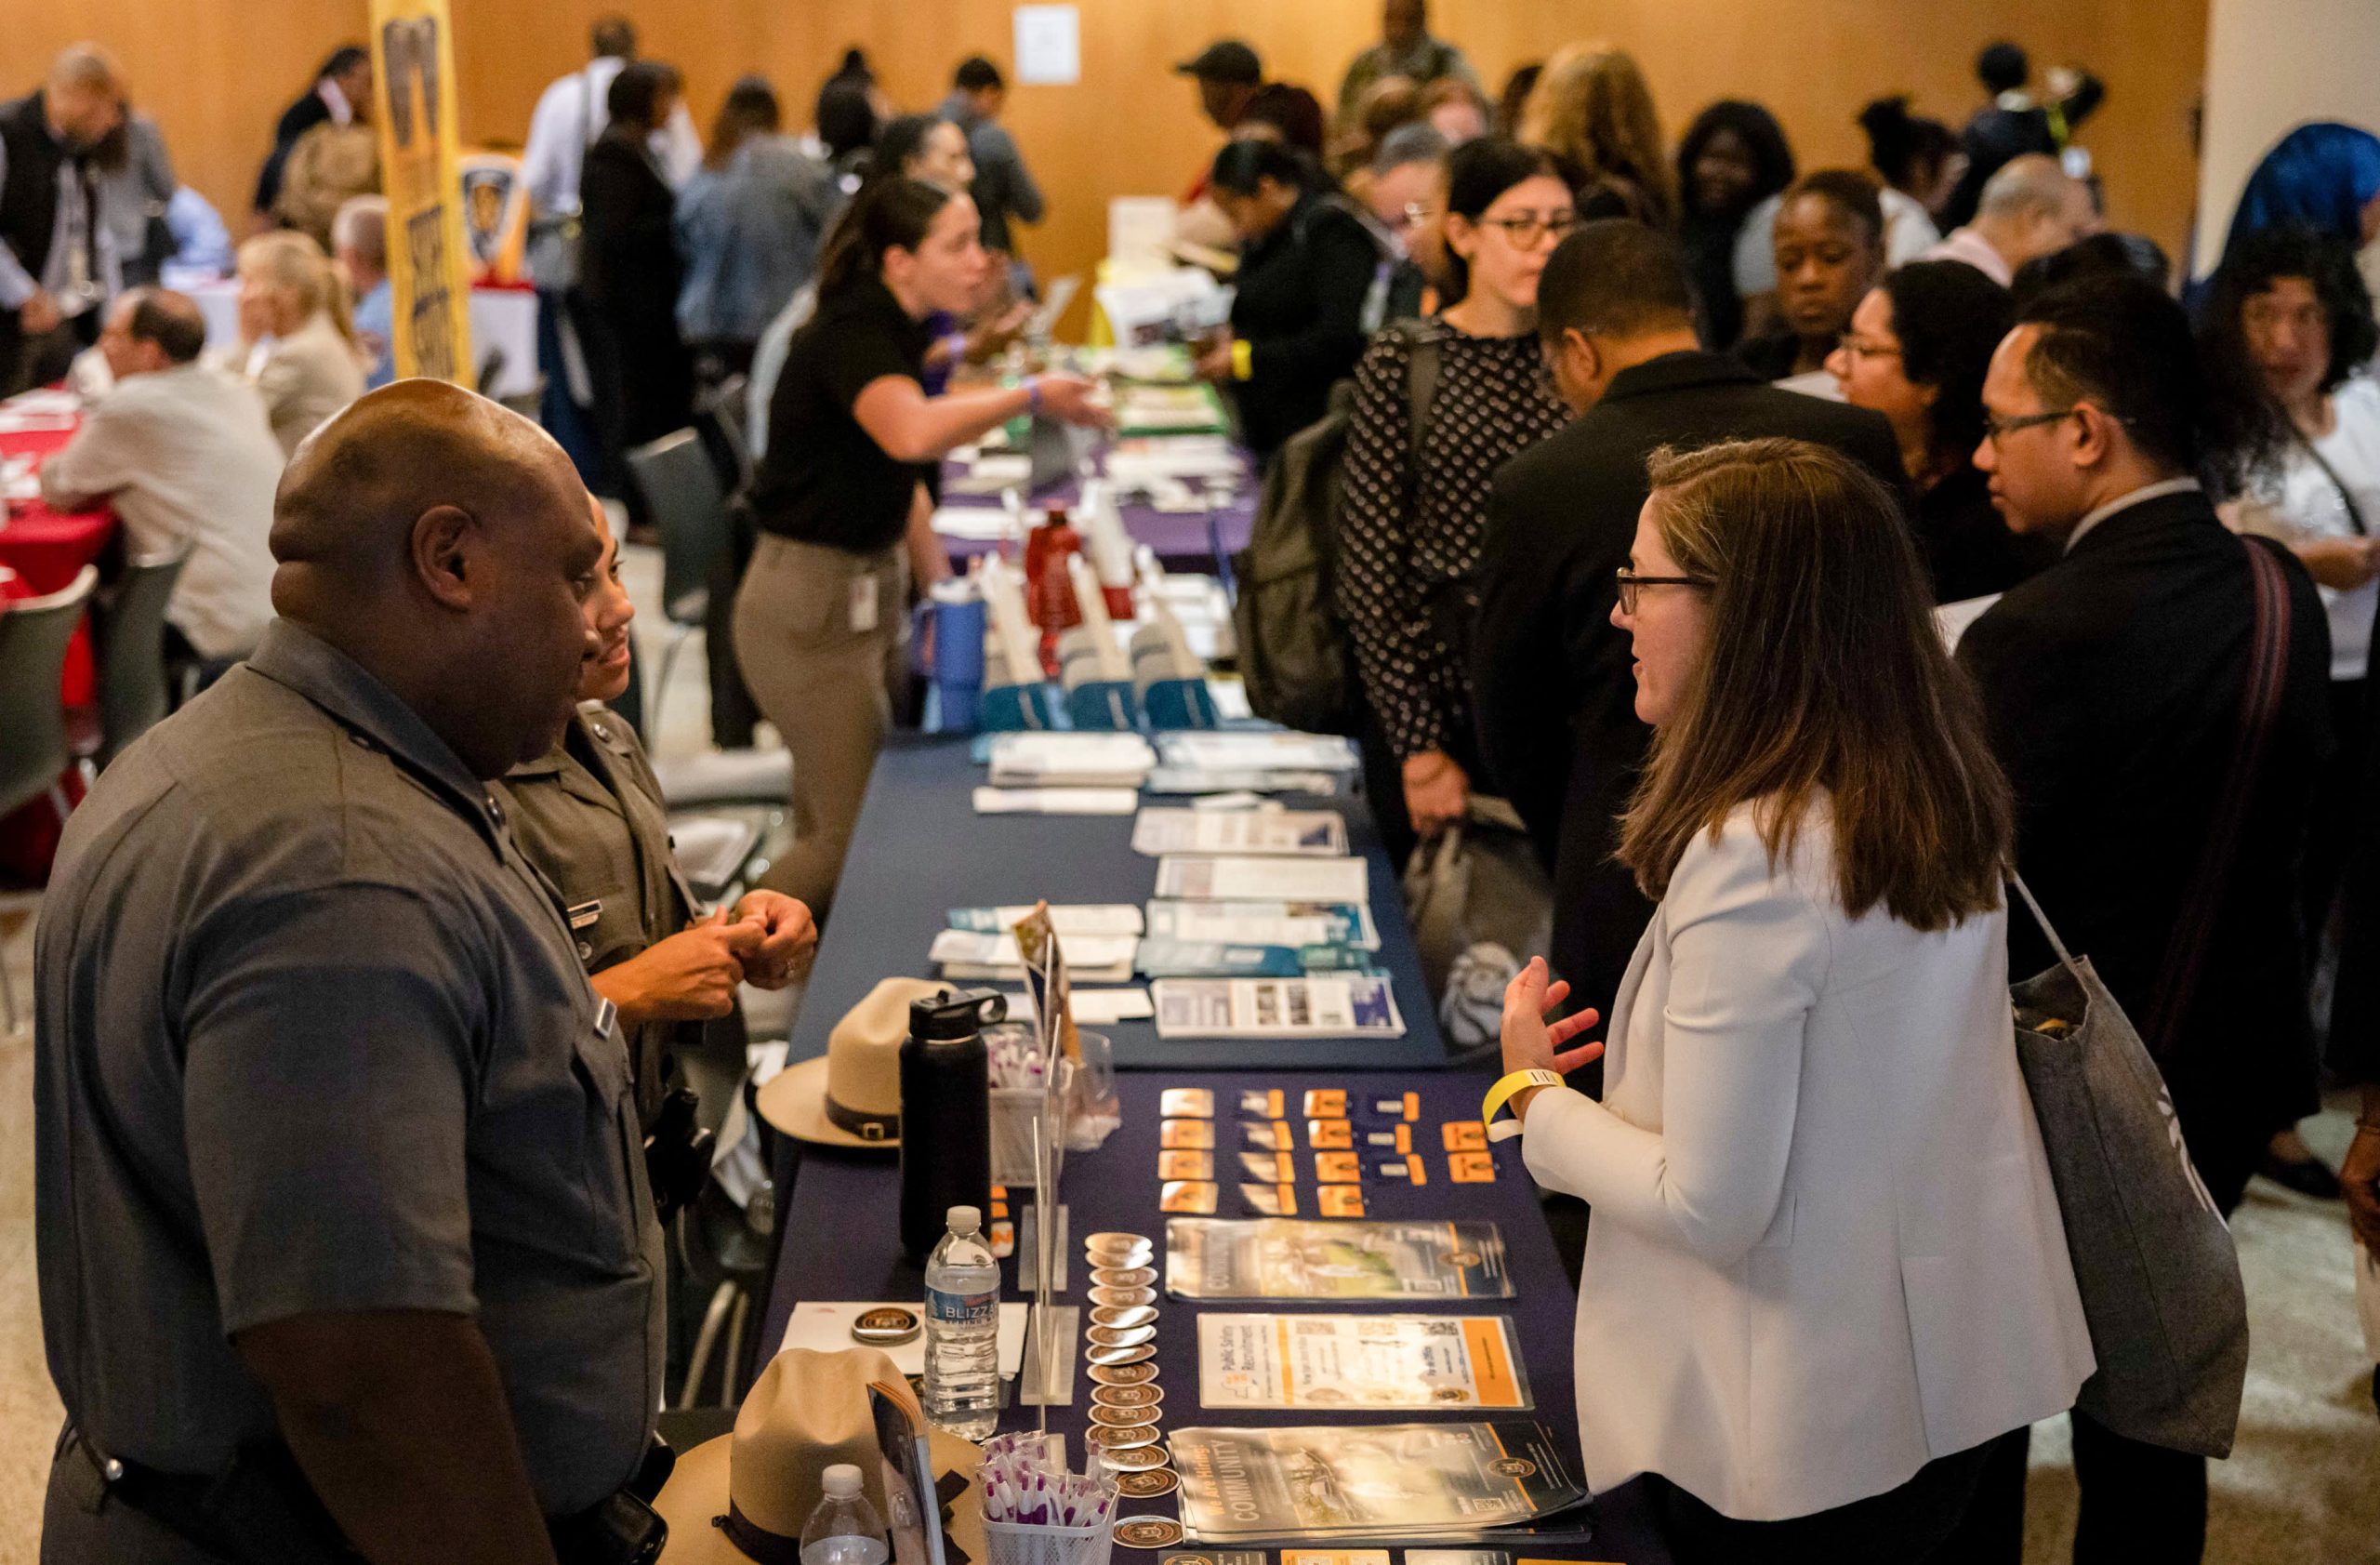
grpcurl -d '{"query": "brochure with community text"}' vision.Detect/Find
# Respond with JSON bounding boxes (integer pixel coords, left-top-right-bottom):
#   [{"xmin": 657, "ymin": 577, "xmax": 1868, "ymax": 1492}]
[
  {"xmin": 1166, "ymin": 1219, "xmax": 1514, "ymax": 1302},
  {"xmin": 1197, "ymin": 1314, "xmax": 1532, "ymax": 1412},
  {"xmin": 1167, "ymin": 1422, "xmax": 1584, "ymax": 1541}
]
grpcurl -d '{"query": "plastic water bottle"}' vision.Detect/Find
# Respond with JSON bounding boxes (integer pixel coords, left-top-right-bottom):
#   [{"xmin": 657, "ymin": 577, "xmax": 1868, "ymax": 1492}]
[
  {"xmin": 800, "ymin": 1465, "xmax": 889, "ymax": 1565},
  {"xmin": 922, "ymin": 1204, "xmax": 1001, "ymax": 1439}
]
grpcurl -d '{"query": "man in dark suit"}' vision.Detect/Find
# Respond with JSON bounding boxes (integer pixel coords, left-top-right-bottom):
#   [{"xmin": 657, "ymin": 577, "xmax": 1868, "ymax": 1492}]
[
  {"xmin": 253, "ymin": 46, "xmax": 372, "ymax": 226},
  {"xmin": 1470, "ymin": 220, "xmax": 1901, "ymax": 1040},
  {"xmin": 1958, "ymin": 275, "xmax": 2332, "ymax": 1563}
]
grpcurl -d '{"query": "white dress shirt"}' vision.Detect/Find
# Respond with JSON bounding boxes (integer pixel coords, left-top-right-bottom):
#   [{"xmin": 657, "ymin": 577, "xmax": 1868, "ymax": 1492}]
[
  {"xmin": 1522, "ymin": 799, "xmax": 2093, "ymax": 1521},
  {"xmin": 39, "ymin": 362, "xmax": 284, "ymax": 658},
  {"xmin": 2227, "ymin": 374, "xmax": 2380, "ymax": 680},
  {"xmin": 520, "ymin": 60, "xmax": 701, "ymax": 216}
]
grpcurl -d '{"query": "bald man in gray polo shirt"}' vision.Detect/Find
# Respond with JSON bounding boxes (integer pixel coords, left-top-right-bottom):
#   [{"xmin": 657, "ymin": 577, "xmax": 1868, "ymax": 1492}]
[{"xmin": 33, "ymin": 380, "xmax": 658, "ymax": 1564}]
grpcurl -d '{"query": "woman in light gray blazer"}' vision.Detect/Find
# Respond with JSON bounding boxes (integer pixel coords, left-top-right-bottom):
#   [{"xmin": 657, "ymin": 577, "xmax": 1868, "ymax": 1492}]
[
  {"xmin": 236, "ymin": 230, "xmax": 366, "ymax": 457},
  {"xmin": 1497, "ymin": 438, "xmax": 2091, "ymax": 1560}
]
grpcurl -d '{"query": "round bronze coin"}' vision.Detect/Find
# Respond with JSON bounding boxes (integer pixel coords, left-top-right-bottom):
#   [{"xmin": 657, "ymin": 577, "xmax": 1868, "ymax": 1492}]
[
  {"xmin": 1095, "ymin": 1443, "xmax": 1170, "ymax": 1473},
  {"xmin": 1090, "ymin": 1305, "xmax": 1157, "ymax": 1331},
  {"xmin": 1090, "ymin": 1402, "xmax": 1162, "ymax": 1428},
  {"xmin": 1088, "ymin": 1285, "xmax": 1157, "ymax": 1308},
  {"xmin": 849, "ymin": 1306, "xmax": 920, "ymax": 1346},
  {"xmin": 1088, "ymin": 1361, "xmax": 1159, "ymax": 1386},
  {"xmin": 1085, "ymin": 1232, "xmax": 1152, "ymax": 1253},
  {"xmin": 1085, "ymin": 1342, "xmax": 1157, "ymax": 1367},
  {"xmin": 1087, "ymin": 1246, "xmax": 1155, "ymax": 1270},
  {"xmin": 1092, "ymin": 1383, "xmax": 1163, "ymax": 1409},
  {"xmin": 1090, "ymin": 1266, "xmax": 1157, "ymax": 1290},
  {"xmin": 1085, "ymin": 1324, "xmax": 1156, "ymax": 1349},
  {"xmin": 1115, "ymin": 1468, "xmax": 1181, "ymax": 1499},
  {"xmin": 1113, "ymin": 1518, "xmax": 1185, "ymax": 1549},
  {"xmin": 1082, "ymin": 1423, "xmax": 1161, "ymax": 1451}
]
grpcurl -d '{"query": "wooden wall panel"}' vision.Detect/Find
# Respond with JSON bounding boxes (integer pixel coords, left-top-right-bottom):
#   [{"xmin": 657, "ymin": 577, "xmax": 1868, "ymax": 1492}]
[{"xmin": 5, "ymin": 0, "xmax": 2206, "ymax": 322}]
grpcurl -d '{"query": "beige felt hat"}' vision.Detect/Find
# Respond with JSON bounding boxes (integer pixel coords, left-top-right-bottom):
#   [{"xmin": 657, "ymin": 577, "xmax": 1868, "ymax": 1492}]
[
  {"xmin": 654, "ymin": 1347, "xmax": 985, "ymax": 1565},
  {"xmin": 759, "ymin": 978, "xmax": 948, "ymax": 1149}
]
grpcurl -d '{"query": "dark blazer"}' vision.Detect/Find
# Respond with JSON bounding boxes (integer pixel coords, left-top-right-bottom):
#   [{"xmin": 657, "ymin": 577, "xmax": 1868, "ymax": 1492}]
[
  {"xmin": 1470, "ymin": 351, "xmax": 1903, "ymax": 1032},
  {"xmin": 1227, "ymin": 192, "xmax": 1378, "ymax": 462},
  {"xmin": 579, "ymin": 132, "xmax": 692, "ymax": 449},
  {"xmin": 253, "ymin": 86, "xmax": 335, "ymax": 215},
  {"xmin": 1958, "ymin": 487, "xmax": 2332, "ymax": 1192}
]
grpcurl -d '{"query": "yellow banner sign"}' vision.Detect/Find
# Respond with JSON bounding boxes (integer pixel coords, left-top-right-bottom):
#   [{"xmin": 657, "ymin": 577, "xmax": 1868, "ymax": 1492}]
[{"xmin": 370, "ymin": 0, "xmax": 473, "ymax": 383}]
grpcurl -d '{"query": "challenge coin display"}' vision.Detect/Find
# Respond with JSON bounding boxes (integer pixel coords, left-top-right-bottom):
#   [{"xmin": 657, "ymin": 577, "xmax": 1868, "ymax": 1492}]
[
  {"xmin": 1085, "ymin": 1424, "xmax": 1162, "ymax": 1451},
  {"xmin": 1091, "ymin": 1266, "xmax": 1158, "ymax": 1290},
  {"xmin": 1088, "ymin": 1342, "xmax": 1158, "ymax": 1366},
  {"xmin": 1114, "ymin": 1518, "xmax": 1186, "ymax": 1549},
  {"xmin": 1091, "ymin": 1403, "xmax": 1164, "ymax": 1428},
  {"xmin": 1090, "ymin": 1360, "xmax": 1160, "ymax": 1386},
  {"xmin": 1097, "ymin": 1443, "xmax": 1171, "ymax": 1472},
  {"xmin": 1087, "ymin": 1324, "xmax": 1157, "ymax": 1349},
  {"xmin": 1116, "ymin": 1468, "xmax": 1182, "ymax": 1499},
  {"xmin": 849, "ymin": 1306, "xmax": 919, "ymax": 1346},
  {"xmin": 1090, "ymin": 1285, "xmax": 1159, "ymax": 1308},
  {"xmin": 1093, "ymin": 1383, "xmax": 1164, "ymax": 1408},
  {"xmin": 1091, "ymin": 1304, "xmax": 1158, "ymax": 1331}
]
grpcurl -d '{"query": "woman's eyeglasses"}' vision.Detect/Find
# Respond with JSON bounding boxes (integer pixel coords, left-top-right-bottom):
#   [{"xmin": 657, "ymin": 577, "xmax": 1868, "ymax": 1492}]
[
  {"xmin": 1833, "ymin": 333, "xmax": 1902, "ymax": 362},
  {"xmin": 1615, "ymin": 567, "xmax": 1712, "ymax": 614},
  {"xmin": 1476, "ymin": 211, "xmax": 1581, "ymax": 245}
]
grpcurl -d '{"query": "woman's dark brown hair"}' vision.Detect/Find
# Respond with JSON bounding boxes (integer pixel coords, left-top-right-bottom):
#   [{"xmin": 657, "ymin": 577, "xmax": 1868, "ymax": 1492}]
[{"xmin": 1617, "ymin": 438, "xmax": 2012, "ymax": 930}]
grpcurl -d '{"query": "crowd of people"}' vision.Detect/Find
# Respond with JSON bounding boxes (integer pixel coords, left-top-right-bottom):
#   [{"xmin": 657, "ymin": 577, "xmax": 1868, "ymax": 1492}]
[{"xmin": 8, "ymin": 5, "xmax": 2380, "ymax": 1563}]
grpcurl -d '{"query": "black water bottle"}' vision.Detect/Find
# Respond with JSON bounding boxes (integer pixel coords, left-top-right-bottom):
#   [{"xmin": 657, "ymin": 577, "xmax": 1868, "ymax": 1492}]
[{"xmin": 899, "ymin": 988, "xmax": 1005, "ymax": 1265}]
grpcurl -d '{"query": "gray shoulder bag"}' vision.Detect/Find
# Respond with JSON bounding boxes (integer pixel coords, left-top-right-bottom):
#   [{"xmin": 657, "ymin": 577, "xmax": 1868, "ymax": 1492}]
[{"xmin": 2007, "ymin": 869, "xmax": 2250, "ymax": 1456}]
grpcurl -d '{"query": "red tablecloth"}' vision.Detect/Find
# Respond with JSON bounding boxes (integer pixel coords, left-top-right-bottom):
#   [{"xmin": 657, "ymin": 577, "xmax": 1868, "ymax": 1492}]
[
  {"xmin": 0, "ymin": 418, "xmax": 113, "ymax": 700},
  {"xmin": 1, "ymin": 415, "xmax": 112, "ymax": 880}
]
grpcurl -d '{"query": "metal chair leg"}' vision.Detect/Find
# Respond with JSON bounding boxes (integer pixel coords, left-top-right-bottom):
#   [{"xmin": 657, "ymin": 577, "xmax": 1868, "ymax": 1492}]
[
  {"xmin": 649, "ymin": 623, "xmax": 695, "ymax": 744},
  {"xmin": 679, "ymin": 1279, "xmax": 740, "ymax": 1411},
  {"xmin": 720, "ymin": 1287, "xmax": 750, "ymax": 1409}
]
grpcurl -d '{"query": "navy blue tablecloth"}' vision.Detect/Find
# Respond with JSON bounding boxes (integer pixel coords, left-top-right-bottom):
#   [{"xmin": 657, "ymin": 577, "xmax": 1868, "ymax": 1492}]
[
  {"xmin": 785, "ymin": 735, "xmax": 1453, "ymax": 1073},
  {"xmin": 758, "ymin": 1069, "xmax": 1669, "ymax": 1562}
]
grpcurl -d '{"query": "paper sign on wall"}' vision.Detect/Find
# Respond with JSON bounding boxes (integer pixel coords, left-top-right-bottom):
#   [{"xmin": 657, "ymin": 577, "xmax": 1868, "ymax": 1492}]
[{"xmin": 1013, "ymin": 5, "xmax": 1081, "ymax": 86}]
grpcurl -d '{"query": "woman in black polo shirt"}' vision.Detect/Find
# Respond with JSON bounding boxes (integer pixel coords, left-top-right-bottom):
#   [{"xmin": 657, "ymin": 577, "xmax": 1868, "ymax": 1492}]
[{"xmin": 734, "ymin": 176, "xmax": 1103, "ymax": 914}]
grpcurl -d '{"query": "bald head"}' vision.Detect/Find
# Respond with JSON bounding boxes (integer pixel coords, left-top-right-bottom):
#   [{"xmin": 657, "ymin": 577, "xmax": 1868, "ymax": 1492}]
[
  {"xmin": 46, "ymin": 45, "xmax": 126, "ymax": 148},
  {"xmin": 1974, "ymin": 153, "xmax": 2100, "ymax": 272},
  {"xmin": 271, "ymin": 380, "xmax": 602, "ymax": 778}
]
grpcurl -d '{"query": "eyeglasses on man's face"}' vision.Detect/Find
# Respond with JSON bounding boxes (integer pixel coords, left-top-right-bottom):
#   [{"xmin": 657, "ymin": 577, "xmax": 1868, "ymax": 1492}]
[
  {"xmin": 1979, "ymin": 407, "xmax": 2081, "ymax": 445},
  {"xmin": 1833, "ymin": 332, "xmax": 1902, "ymax": 362},
  {"xmin": 1614, "ymin": 567, "xmax": 1712, "ymax": 615},
  {"xmin": 1395, "ymin": 202, "xmax": 1439, "ymax": 232}
]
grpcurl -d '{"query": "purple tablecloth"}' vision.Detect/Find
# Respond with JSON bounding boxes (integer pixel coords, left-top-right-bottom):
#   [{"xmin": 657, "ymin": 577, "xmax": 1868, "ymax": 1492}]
[
  {"xmin": 937, "ymin": 470, "xmax": 1256, "ymax": 574},
  {"xmin": 759, "ymin": 1068, "xmax": 1672, "ymax": 1561}
]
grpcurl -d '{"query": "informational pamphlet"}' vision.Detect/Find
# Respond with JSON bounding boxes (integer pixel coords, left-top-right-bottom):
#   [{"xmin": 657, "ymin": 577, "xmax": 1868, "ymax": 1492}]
[
  {"xmin": 1137, "ymin": 942, "xmax": 1370, "ymax": 979},
  {"xmin": 1131, "ymin": 808, "xmax": 1350, "ymax": 858},
  {"xmin": 1156, "ymin": 857, "xmax": 1372, "ymax": 904},
  {"xmin": 1158, "ymin": 732, "xmax": 1362, "ymax": 774},
  {"xmin": 1146, "ymin": 900, "xmax": 1382, "ymax": 950},
  {"xmin": 930, "ymin": 929, "xmax": 1137, "ymax": 984},
  {"xmin": 1165, "ymin": 1219, "xmax": 1514, "ymax": 1301},
  {"xmin": 1167, "ymin": 1422, "xmax": 1585, "ymax": 1542},
  {"xmin": 972, "ymin": 786, "xmax": 1142, "ymax": 816},
  {"xmin": 948, "ymin": 905, "xmax": 1147, "ymax": 936},
  {"xmin": 1197, "ymin": 1314, "xmax": 1532, "ymax": 1411},
  {"xmin": 1153, "ymin": 975, "xmax": 1402, "ymax": 1040},
  {"xmin": 985, "ymin": 732, "xmax": 1157, "ymax": 788}
]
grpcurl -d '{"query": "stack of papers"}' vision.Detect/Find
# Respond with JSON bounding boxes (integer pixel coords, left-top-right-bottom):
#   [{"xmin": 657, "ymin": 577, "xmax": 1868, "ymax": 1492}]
[
  {"xmin": 1156, "ymin": 856, "xmax": 1371, "ymax": 903},
  {"xmin": 1159, "ymin": 731, "xmax": 1361, "ymax": 774},
  {"xmin": 948, "ymin": 904, "xmax": 1145, "ymax": 936},
  {"xmin": 1130, "ymin": 807, "xmax": 1348, "ymax": 857},
  {"xmin": 985, "ymin": 732, "xmax": 1156, "ymax": 788},
  {"xmin": 972, "ymin": 786, "xmax": 1140, "ymax": 816},
  {"xmin": 1152, "ymin": 973, "xmax": 1404, "ymax": 1040},
  {"xmin": 930, "ymin": 929, "xmax": 1139, "ymax": 984},
  {"xmin": 1145, "ymin": 899, "xmax": 1381, "ymax": 949}
]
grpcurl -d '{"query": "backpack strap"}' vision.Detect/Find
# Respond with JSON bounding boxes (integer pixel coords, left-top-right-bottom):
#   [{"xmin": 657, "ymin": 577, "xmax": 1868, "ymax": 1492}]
[{"xmin": 2141, "ymin": 534, "xmax": 2294, "ymax": 1059}]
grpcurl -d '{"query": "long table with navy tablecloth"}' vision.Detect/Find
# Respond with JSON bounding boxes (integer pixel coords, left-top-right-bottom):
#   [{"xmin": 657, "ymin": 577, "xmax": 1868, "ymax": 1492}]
[
  {"xmin": 757, "ymin": 1069, "xmax": 1668, "ymax": 1562},
  {"xmin": 778, "ymin": 733, "xmax": 1455, "ymax": 1074}
]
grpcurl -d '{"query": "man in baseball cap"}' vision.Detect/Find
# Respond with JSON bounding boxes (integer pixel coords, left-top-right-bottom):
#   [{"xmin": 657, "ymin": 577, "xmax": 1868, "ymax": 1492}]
[{"xmin": 1176, "ymin": 39, "xmax": 1264, "ymax": 129}]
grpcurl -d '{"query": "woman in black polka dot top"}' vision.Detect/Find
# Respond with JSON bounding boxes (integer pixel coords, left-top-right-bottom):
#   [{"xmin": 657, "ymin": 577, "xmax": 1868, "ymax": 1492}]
[{"xmin": 1335, "ymin": 138, "xmax": 1577, "ymax": 842}]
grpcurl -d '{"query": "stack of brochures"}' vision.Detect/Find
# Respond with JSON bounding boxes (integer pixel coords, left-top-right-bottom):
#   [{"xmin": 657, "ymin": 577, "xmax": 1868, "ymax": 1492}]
[{"xmin": 1167, "ymin": 1421, "xmax": 1587, "ymax": 1542}]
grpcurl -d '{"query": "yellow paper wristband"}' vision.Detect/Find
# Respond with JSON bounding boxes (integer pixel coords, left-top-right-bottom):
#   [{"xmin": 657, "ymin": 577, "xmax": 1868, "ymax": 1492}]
[
  {"xmin": 1482, "ymin": 1068, "xmax": 1564, "ymax": 1142},
  {"xmin": 1231, "ymin": 338, "xmax": 1254, "ymax": 380}
]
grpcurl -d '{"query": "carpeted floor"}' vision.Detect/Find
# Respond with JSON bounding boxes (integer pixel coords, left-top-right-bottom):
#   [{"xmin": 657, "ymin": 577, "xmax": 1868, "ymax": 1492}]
[{"xmin": 0, "ymin": 542, "xmax": 2372, "ymax": 1563}]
